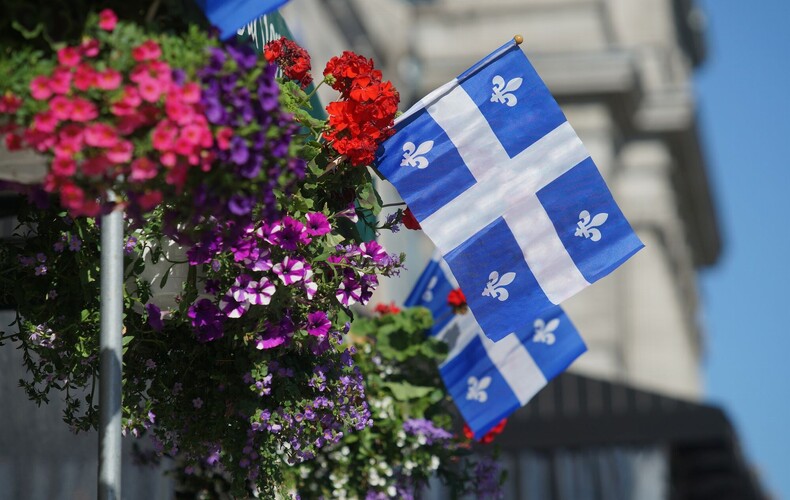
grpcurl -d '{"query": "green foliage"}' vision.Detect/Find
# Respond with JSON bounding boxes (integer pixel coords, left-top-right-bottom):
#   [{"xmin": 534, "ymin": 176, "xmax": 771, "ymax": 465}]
[{"xmin": 0, "ymin": 0, "xmax": 207, "ymax": 52}]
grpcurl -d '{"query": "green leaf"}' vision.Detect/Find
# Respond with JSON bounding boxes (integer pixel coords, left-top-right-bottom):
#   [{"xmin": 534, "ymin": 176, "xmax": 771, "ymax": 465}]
[
  {"xmin": 324, "ymin": 232, "xmax": 345, "ymax": 247},
  {"xmin": 382, "ymin": 381, "xmax": 435, "ymax": 401}
]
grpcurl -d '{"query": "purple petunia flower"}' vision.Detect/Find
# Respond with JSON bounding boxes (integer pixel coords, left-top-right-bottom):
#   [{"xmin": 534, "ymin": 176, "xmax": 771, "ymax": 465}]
[
  {"xmin": 228, "ymin": 194, "xmax": 253, "ymax": 216},
  {"xmin": 402, "ymin": 418, "xmax": 454, "ymax": 445},
  {"xmin": 302, "ymin": 269, "xmax": 318, "ymax": 300},
  {"xmin": 124, "ymin": 237, "xmax": 137, "ymax": 256},
  {"xmin": 359, "ymin": 240, "xmax": 389, "ymax": 264},
  {"xmin": 230, "ymin": 136, "xmax": 250, "ymax": 165},
  {"xmin": 145, "ymin": 303, "xmax": 164, "ymax": 332},
  {"xmin": 242, "ymin": 247, "xmax": 272, "ymax": 272},
  {"xmin": 220, "ymin": 294, "xmax": 249, "ymax": 319},
  {"xmin": 69, "ymin": 235, "xmax": 82, "ymax": 252},
  {"xmin": 34, "ymin": 264, "xmax": 47, "ymax": 276},
  {"xmin": 306, "ymin": 311, "xmax": 331, "ymax": 338},
  {"xmin": 335, "ymin": 203, "xmax": 359, "ymax": 223},
  {"xmin": 272, "ymin": 256, "xmax": 306, "ymax": 285},
  {"xmin": 246, "ymin": 278, "xmax": 276, "ymax": 306},
  {"xmin": 336, "ymin": 270, "xmax": 363, "ymax": 307},
  {"xmin": 255, "ymin": 322, "xmax": 287, "ymax": 350},
  {"xmin": 270, "ymin": 216, "xmax": 311, "ymax": 251},
  {"xmin": 187, "ymin": 299, "xmax": 225, "ymax": 342},
  {"xmin": 239, "ymin": 161, "xmax": 261, "ymax": 179},
  {"xmin": 226, "ymin": 43, "xmax": 257, "ymax": 71},
  {"xmin": 255, "ymin": 222, "xmax": 277, "ymax": 245},
  {"xmin": 305, "ymin": 212, "xmax": 331, "ymax": 237},
  {"xmin": 187, "ymin": 244, "xmax": 213, "ymax": 265},
  {"xmin": 205, "ymin": 444, "xmax": 221, "ymax": 466}
]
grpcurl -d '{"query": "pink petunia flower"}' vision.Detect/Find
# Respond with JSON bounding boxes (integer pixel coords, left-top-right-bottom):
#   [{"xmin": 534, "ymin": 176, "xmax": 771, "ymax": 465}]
[
  {"xmin": 57, "ymin": 46, "xmax": 81, "ymax": 67},
  {"xmin": 179, "ymin": 82, "xmax": 201, "ymax": 104},
  {"xmin": 98, "ymin": 9, "xmax": 118, "ymax": 31},
  {"xmin": 96, "ymin": 69, "xmax": 122, "ymax": 91},
  {"xmin": 80, "ymin": 38, "xmax": 100, "ymax": 57},
  {"xmin": 30, "ymin": 76, "xmax": 52, "ymax": 101},
  {"xmin": 71, "ymin": 98, "xmax": 99, "ymax": 122},
  {"xmin": 129, "ymin": 157, "xmax": 158, "ymax": 182},
  {"xmin": 48, "ymin": 96, "xmax": 73, "ymax": 121},
  {"xmin": 137, "ymin": 77, "xmax": 164, "ymax": 103},
  {"xmin": 73, "ymin": 64, "xmax": 97, "ymax": 91},
  {"xmin": 58, "ymin": 124, "xmax": 84, "ymax": 147},
  {"xmin": 131, "ymin": 40, "xmax": 162, "ymax": 62},
  {"xmin": 52, "ymin": 156, "xmax": 77, "ymax": 176},
  {"xmin": 110, "ymin": 86, "xmax": 142, "ymax": 116},
  {"xmin": 48, "ymin": 67, "xmax": 73, "ymax": 95},
  {"xmin": 54, "ymin": 141, "xmax": 80, "ymax": 159},
  {"xmin": 216, "ymin": 127, "xmax": 233, "ymax": 150},
  {"xmin": 137, "ymin": 191, "xmax": 163, "ymax": 211},
  {"xmin": 84, "ymin": 123, "xmax": 119, "ymax": 148},
  {"xmin": 81, "ymin": 154, "xmax": 111, "ymax": 176},
  {"xmin": 106, "ymin": 140, "xmax": 133, "ymax": 164},
  {"xmin": 33, "ymin": 111, "xmax": 58, "ymax": 133},
  {"xmin": 151, "ymin": 120, "xmax": 177, "ymax": 151}
]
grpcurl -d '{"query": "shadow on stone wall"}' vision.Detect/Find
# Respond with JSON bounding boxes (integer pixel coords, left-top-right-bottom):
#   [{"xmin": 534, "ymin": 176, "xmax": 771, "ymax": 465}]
[{"xmin": 0, "ymin": 312, "xmax": 173, "ymax": 500}]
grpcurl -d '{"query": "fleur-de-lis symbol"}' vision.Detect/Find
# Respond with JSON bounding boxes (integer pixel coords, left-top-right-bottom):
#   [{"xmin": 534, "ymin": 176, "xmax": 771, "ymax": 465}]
[
  {"xmin": 421, "ymin": 276, "xmax": 439, "ymax": 302},
  {"xmin": 533, "ymin": 318, "xmax": 560, "ymax": 345},
  {"xmin": 466, "ymin": 375, "xmax": 492, "ymax": 403},
  {"xmin": 490, "ymin": 75, "xmax": 523, "ymax": 107},
  {"xmin": 482, "ymin": 271, "xmax": 516, "ymax": 301},
  {"xmin": 401, "ymin": 141, "xmax": 434, "ymax": 169},
  {"xmin": 574, "ymin": 210, "xmax": 609, "ymax": 242}
]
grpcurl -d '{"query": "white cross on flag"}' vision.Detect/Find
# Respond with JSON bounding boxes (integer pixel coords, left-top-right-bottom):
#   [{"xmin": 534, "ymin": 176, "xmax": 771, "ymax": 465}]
[{"xmin": 376, "ymin": 39, "xmax": 644, "ymax": 342}]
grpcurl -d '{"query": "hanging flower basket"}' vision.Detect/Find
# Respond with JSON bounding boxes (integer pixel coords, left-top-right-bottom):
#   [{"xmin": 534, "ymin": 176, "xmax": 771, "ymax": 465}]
[{"xmin": 0, "ymin": 7, "xmax": 504, "ymax": 498}]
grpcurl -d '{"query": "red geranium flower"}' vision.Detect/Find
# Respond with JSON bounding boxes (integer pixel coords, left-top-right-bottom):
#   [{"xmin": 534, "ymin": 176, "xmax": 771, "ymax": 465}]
[
  {"xmin": 401, "ymin": 207, "xmax": 421, "ymax": 230},
  {"xmin": 264, "ymin": 38, "xmax": 313, "ymax": 88},
  {"xmin": 447, "ymin": 288, "xmax": 467, "ymax": 313},
  {"xmin": 463, "ymin": 418, "xmax": 508, "ymax": 444},
  {"xmin": 374, "ymin": 302, "xmax": 401, "ymax": 316},
  {"xmin": 323, "ymin": 51, "xmax": 399, "ymax": 166}
]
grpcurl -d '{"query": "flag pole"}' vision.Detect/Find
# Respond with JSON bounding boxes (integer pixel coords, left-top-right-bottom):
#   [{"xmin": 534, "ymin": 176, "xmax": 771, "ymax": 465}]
[
  {"xmin": 514, "ymin": 34, "xmax": 523, "ymax": 45},
  {"xmin": 98, "ymin": 192, "xmax": 123, "ymax": 500}
]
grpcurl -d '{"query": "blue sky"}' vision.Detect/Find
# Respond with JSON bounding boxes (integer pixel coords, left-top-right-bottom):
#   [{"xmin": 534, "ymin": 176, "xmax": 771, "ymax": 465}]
[{"xmin": 696, "ymin": 0, "xmax": 790, "ymax": 497}]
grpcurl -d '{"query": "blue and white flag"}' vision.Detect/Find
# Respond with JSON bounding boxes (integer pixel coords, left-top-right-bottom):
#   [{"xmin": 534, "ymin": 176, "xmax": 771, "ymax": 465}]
[
  {"xmin": 195, "ymin": 0, "xmax": 290, "ymax": 39},
  {"xmin": 407, "ymin": 254, "xmax": 586, "ymax": 439},
  {"xmin": 377, "ymin": 39, "xmax": 644, "ymax": 342}
]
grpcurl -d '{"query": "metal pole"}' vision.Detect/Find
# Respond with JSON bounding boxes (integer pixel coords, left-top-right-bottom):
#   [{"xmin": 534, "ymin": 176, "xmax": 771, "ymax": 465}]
[{"xmin": 99, "ymin": 199, "xmax": 123, "ymax": 500}]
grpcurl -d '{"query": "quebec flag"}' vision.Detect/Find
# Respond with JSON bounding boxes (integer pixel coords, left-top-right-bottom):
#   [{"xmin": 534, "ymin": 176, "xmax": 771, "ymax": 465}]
[
  {"xmin": 195, "ymin": 0, "xmax": 291, "ymax": 39},
  {"xmin": 378, "ymin": 39, "xmax": 644, "ymax": 342},
  {"xmin": 406, "ymin": 254, "xmax": 586, "ymax": 439}
]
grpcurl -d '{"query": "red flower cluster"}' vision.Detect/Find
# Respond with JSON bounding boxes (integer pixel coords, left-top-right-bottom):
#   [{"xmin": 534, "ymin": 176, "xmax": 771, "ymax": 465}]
[
  {"xmin": 5, "ymin": 19, "xmax": 213, "ymax": 217},
  {"xmin": 463, "ymin": 418, "xmax": 508, "ymax": 444},
  {"xmin": 323, "ymin": 51, "xmax": 399, "ymax": 167},
  {"xmin": 263, "ymin": 38, "xmax": 313, "ymax": 88},
  {"xmin": 447, "ymin": 288, "xmax": 467, "ymax": 313},
  {"xmin": 401, "ymin": 207, "xmax": 421, "ymax": 230},
  {"xmin": 373, "ymin": 302, "xmax": 401, "ymax": 316}
]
